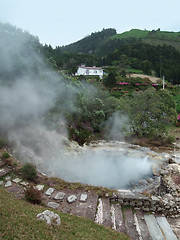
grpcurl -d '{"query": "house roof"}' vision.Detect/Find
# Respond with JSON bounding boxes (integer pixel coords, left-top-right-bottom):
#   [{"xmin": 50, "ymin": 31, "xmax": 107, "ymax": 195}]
[{"xmin": 78, "ymin": 66, "xmax": 103, "ymax": 70}]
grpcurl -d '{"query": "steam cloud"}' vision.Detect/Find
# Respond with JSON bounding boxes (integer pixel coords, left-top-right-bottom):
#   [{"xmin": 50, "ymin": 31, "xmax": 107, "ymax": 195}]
[{"xmin": 0, "ymin": 23, "xmax": 153, "ymax": 189}]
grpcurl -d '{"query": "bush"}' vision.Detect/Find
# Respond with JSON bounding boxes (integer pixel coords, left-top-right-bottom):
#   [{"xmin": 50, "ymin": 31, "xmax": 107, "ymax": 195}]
[
  {"xmin": 25, "ymin": 185, "xmax": 42, "ymax": 204},
  {"xmin": 22, "ymin": 163, "xmax": 37, "ymax": 182},
  {"xmin": 2, "ymin": 152, "xmax": 10, "ymax": 159}
]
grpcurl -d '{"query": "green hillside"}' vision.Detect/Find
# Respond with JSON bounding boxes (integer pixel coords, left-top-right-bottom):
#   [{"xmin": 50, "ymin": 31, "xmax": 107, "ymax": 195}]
[
  {"xmin": 112, "ymin": 29, "xmax": 150, "ymax": 39},
  {"xmin": 112, "ymin": 29, "xmax": 180, "ymax": 52}
]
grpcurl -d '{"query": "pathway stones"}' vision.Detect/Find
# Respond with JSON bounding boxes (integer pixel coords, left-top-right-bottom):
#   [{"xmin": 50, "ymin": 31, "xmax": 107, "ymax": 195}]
[
  {"xmin": 47, "ymin": 202, "xmax": 60, "ymax": 209},
  {"xmin": 45, "ymin": 188, "xmax": 55, "ymax": 196},
  {"xmin": 67, "ymin": 195, "xmax": 77, "ymax": 203},
  {"xmin": 0, "ymin": 167, "xmax": 11, "ymax": 177},
  {"xmin": 5, "ymin": 180, "xmax": 12, "ymax": 188},
  {"xmin": 156, "ymin": 217, "xmax": 178, "ymax": 240},
  {"xmin": 12, "ymin": 178, "xmax": 22, "ymax": 184},
  {"xmin": 80, "ymin": 194, "xmax": 87, "ymax": 202},
  {"xmin": 5, "ymin": 176, "xmax": 11, "ymax": 181},
  {"xmin": 144, "ymin": 214, "xmax": 164, "ymax": 240},
  {"xmin": 20, "ymin": 181, "xmax": 29, "ymax": 187},
  {"xmin": 35, "ymin": 185, "xmax": 45, "ymax": 191},
  {"xmin": 54, "ymin": 192, "xmax": 65, "ymax": 200}
]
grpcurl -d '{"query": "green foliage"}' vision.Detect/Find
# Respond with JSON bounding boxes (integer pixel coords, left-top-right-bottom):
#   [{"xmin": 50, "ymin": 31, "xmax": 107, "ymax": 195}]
[
  {"xmin": 119, "ymin": 88, "xmax": 177, "ymax": 139},
  {"xmin": 25, "ymin": 185, "xmax": 42, "ymax": 204},
  {"xmin": 22, "ymin": 163, "xmax": 37, "ymax": 182},
  {"xmin": 104, "ymin": 72, "xmax": 117, "ymax": 87},
  {"xmin": 2, "ymin": 152, "xmax": 10, "ymax": 159}
]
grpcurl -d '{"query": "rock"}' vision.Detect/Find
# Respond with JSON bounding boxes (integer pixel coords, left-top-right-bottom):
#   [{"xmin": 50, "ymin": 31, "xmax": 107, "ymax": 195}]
[
  {"xmin": 151, "ymin": 196, "xmax": 160, "ymax": 202},
  {"xmin": 5, "ymin": 176, "xmax": 11, "ymax": 181},
  {"xmin": 20, "ymin": 181, "xmax": 29, "ymax": 187},
  {"xmin": 5, "ymin": 180, "xmax": 12, "ymax": 187},
  {"xmin": 80, "ymin": 194, "xmax": 88, "ymax": 202},
  {"xmin": 67, "ymin": 195, "xmax": 77, "ymax": 203},
  {"xmin": 45, "ymin": 188, "xmax": 55, "ymax": 196},
  {"xmin": 37, "ymin": 210, "xmax": 61, "ymax": 226},
  {"xmin": 54, "ymin": 192, "xmax": 65, "ymax": 201},
  {"xmin": 47, "ymin": 202, "xmax": 60, "ymax": 209},
  {"xmin": 35, "ymin": 185, "xmax": 45, "ymax": 191},
  {"xmin": 0, "ymin": 180, "xmax": 3, "ymax": 185},
  {"xmin": 12, "ymin": 178, "xmax": 22, "ymax": 184}
]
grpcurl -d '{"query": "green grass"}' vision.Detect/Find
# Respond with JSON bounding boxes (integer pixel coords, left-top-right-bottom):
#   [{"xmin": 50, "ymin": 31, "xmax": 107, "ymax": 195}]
[
  {"xmin": 0, "ymin": 187, "xmax": 129, "ymax": 240},
  {"xmin": 112, "ymin": 29, "xmax": 149, "ymax": 40}
]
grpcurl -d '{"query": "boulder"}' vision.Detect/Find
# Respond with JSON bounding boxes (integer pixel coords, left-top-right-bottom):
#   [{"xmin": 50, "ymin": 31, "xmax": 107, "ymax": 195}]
[
  {"xmin": 37, "ymin": 210, "xmax": 61, "ymax": 226},
  {"xmin": 45, "ymin": 188, "xmax": 55, "ymax": 196},
  {"xmin": 54, "ymin": 192, "xmax": 65, "ymax": 201},
  {"xmin": 80, "ymin": 194, "xmax": 88, "ymax": 202},
  {"xmin": 47, "ymin": 202, "xmax": 60, "ymax": 209},
  {"xmin": 67, "ymin": 195, "xmax": 77, "ymax": 203}
]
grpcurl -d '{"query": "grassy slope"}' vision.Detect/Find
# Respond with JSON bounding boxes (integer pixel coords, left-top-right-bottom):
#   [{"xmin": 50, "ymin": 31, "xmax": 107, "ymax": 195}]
[
  {"xmin": 112, "ymin": 29, "xmax": 180, "ymax": 51},
  {"xmin": 0, "ymin": 187, "xmax": 129, "ymax": 240},
  {"xmin": 112, "ymin": 29, "xmax": 149, "ymax": 39}
]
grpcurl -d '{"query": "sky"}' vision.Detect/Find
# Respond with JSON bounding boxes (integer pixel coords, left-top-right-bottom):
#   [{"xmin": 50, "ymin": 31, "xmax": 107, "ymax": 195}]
[{"xmin": 0, "ymin": 0, "xmax": 180, "ymax": 47}]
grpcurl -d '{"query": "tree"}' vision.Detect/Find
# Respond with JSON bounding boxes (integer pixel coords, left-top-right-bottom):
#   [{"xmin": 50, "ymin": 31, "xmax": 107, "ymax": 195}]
[
  {"xmin": 103, "ymin": 72, "xmax": 116, "ymax": 87},
  {"xmin": 119, "ymin": 88, "xmax": 177, "ymax": 139}
]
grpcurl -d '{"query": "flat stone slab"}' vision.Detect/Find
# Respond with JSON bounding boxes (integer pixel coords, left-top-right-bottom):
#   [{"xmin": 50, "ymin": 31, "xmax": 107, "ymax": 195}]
[
  {"xmin": 54, "ymin": 192, "xmax": 65, "ymax": 200},
  {"xmin": 80, "ymin": 194, "xmax": 88, "ymax": 202},
  {"xmin": 117, "ymin": 189, "xmax": 148, "ymax": 200},
  {"xmin": 5, "ymin": 176, "xmax": 11, "ymax": 181},
  {"xmin": 156, "ymin": 216, "xmax": 178, "ymax": 240},
  {"xmin": 0, "ymin": 167, "xmax": 12, "ymax": 177},
  {"xmin": 47, "ymin": 202, "xmax": 60, "ymax": 209},
  {"xmin": 67, "ymin": 195, "xmax": 77, "ymax": 203},
  {"xmin": 45, "ymin": 188, "xmax": 55, "ymax": 196},
  {"xmin": 19, "ymin": 181, "xmax": 29, "ymax": 187},
  {"xmin": 5, "ymin": 180, "xmax": 12, "ymax": 188},
  {"xmin": 144, "ymin": 214, "xmax": 165, "ymax": 240},
  {"xmin": 35, "ymin": 185, "xmax": 45, "ymax": 191},
  {"xmin": 12, "ymin": 178, "xmax": 22, "ymax": 184}
]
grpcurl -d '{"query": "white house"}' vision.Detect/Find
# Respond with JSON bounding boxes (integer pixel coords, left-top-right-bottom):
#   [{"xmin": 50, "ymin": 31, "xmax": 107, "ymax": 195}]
[{"xmin": 76, "ymin": 65, "xmax": 104, "ymax": 79}]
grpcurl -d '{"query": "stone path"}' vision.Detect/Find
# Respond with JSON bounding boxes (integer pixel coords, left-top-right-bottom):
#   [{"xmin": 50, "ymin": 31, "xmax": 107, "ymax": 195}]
[{"xmin": 0, "ymin": 159, "xmax": 179, "ymax": 240}]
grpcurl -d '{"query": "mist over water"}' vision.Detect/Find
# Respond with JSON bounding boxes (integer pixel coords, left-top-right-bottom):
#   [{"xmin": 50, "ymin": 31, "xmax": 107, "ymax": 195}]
[{"xmin": 0, "ymin": 23, "xmax": 154, "ymax": 189}]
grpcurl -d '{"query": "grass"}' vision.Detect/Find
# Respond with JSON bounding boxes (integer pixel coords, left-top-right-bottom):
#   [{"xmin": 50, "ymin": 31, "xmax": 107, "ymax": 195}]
[
  {"xmin": 0, "ymin": 187, "xmax": 129, "ymax": 240},
  {"xmin": 112, "ymin": 29, "xmax": 149, "ymax": 40}
]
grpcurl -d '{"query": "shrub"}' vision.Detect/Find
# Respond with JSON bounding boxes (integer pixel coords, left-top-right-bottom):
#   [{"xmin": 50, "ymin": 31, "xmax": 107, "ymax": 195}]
[
  {"xmin": 22, "ymin": 163, "xmax": 37, "ymax": 182},
  {"xmin": 2, "ymin": 152, "xmax": 10, "ymax": 159},
  {"xmin": 25, "ymin": 185, "xmax": 42, "ymax": 204}
]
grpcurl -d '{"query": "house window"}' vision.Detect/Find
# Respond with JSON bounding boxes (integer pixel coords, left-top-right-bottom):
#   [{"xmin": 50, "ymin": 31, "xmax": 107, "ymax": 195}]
[
  {"xmin": 94, "ymin": 70, "xmax": 97, "ymax": 73},
  {"xmin": 86, "ymin": 69, "xmax": 89, "ymax": 75}
]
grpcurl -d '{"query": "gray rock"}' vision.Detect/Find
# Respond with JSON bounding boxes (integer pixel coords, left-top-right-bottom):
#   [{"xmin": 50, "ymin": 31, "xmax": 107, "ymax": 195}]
[
  {"xmin": 5, "ymin": 180, "xmax": 12, "ymax": 187},
  {"xmin": 20, "ymin": 181, "xmax": 29, "ymax": 187},
  {"xmin": 54, "ymin": 192, "xmax": 65, "ymax": 200},
  {"xmin": 12, "ymin": 178, "xmax": 22, "ymax": 184},
  {"xmin": 67, "ymin": 195, "xmax": 77, "ymax": 203},
  {"xmin": 35, "ymin": 185, "xmax": 45, "ymax": 191},
  {"xmin": 5, "ymin": 176, "xmax": 11, "ymax": 181},
  {"xmin": 80, "ymin": 194, "xmax": 88, "ymax": 202},
  {"xmin": 47, "ymin": 202, "xmax": 60, "ymax": 209},
  {"xmin": 45, "ymin": 188, "xmax": 55, "ymax": 196},
  {"xmin": 37, "ymin": 210, "xmax": 61, "ymax": 226}
]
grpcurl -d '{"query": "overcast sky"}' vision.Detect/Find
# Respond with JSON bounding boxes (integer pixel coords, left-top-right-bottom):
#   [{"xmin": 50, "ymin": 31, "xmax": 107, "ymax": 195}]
[{"xmin": 0, "ymin": 0, "xmax": 179, "ymax": 47}]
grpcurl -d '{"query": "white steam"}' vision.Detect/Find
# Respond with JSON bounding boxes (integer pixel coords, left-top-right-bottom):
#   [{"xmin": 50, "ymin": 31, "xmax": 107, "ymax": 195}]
[{"xmin": 0, "ymin": 23, "xmax": 153, "ymax": 189}]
